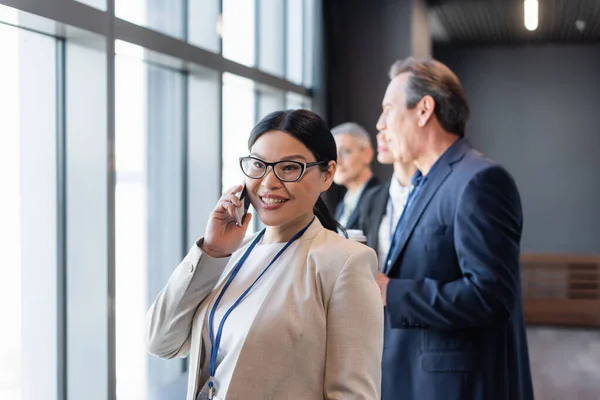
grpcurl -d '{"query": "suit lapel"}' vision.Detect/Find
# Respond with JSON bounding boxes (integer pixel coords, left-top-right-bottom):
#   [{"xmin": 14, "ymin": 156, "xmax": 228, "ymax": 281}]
[
  {"xmin": 386, "ymin": 165, "xmax": 451, "ymax": 271},
  {"xmin": 386, "ymin": 138, "xmax": 472, "ymax": 274},
  {"xmin": 345, "ymin": 176, "xmax": 380, "ymax": 228},
  {"xmin": 345, "ymin": 206, "xmax": 360, "ymax": 229},
  {"xmin": 368, "ymin": 184, "xmax": 389, "ymax": 250},
  {"xmin": 335, "ymin": 202, "xmax": 343, "ymax": 220}
]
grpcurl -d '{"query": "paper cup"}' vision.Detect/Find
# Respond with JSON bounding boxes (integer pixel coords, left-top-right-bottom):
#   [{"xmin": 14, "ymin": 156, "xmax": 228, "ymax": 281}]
[{"xmin": 345, "ymin": 229, "xmax": 367, "ymax": 244}]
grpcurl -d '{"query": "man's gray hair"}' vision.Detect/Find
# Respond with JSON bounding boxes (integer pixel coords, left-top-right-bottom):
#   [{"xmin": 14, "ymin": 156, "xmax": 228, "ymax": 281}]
[{"xmin": 330, "ymin": 122, "xmax": 372, "ymax": 149}]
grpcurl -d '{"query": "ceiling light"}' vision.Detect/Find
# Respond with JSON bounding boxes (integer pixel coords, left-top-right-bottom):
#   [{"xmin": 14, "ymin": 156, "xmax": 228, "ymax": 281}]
[{"xmin": 524, "ymin": 0, "xmax": 538, "ymax": 31}]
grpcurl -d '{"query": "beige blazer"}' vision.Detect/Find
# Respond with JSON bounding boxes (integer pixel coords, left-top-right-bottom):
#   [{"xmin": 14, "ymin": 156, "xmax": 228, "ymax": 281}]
[{"xmin": 146, "ymin": 219, "xmax": 384, "ymax": 400}]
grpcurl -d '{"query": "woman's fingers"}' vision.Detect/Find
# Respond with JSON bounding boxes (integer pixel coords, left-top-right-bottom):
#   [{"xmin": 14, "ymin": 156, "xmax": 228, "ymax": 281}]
[
  {"xmin": 217, "ymin": 195, "xmax": 241, "ymax": 213},
  {"xmin": 225, "ymin": 184, "xmax": 243, "ymax": 196}
]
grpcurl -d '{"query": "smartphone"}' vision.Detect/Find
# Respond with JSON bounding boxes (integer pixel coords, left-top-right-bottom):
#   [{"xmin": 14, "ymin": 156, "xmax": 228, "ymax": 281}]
[{"xmin": 235, "ymin": 184, "xmax": 251, "ymax": 226}]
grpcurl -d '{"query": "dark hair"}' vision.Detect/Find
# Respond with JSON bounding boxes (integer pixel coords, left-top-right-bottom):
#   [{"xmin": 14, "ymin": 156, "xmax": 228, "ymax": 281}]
[
  {"xmin": 389, "ymin": 57, "xmax": 470, "ymax": 137},
  {"xmin": 247, "ymin": 109, "xmax": 343, "ymax": 234}
]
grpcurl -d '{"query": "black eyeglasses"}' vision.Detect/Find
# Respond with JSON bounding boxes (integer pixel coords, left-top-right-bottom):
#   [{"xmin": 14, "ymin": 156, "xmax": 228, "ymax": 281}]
[{"xmin": 239, "ymin": 156, "xmax": 326, "ymax": 182}]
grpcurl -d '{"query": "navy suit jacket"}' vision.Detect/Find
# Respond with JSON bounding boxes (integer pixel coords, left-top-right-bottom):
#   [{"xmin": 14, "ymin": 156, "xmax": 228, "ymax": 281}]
[
  {"xmin": 382, "ymin": 138, "xmax": 534, "ymax": 400},
  {"xmin": 335, "ymin": 175, "xmax": 380, "ymax": 230}
]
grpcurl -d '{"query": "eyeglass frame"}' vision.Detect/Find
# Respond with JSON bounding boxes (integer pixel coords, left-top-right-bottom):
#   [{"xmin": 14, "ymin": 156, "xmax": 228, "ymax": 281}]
[{"xmin": 239, "ymin": 156, "xmax": 327, "ymax": 182}]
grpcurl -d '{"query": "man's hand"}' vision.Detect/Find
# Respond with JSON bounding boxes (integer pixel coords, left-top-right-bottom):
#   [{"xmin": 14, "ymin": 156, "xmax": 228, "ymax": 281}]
[{"xmin": 376, "ymin": 272, "xmax": 390, "ymax": 306}]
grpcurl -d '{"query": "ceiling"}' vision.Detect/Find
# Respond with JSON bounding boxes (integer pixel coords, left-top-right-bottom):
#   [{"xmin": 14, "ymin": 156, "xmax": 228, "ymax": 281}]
[{"xmin": 427, "ymin": 0, "xmax": 600, "ymax": 44}]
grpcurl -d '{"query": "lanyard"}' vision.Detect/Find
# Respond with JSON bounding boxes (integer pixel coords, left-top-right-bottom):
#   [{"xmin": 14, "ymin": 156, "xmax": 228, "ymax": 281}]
[
  {"xmin": 205, "ymin": 217, "xmax": 315, "ymax": 399},
  {"xmin": 383, "ymin": 172, "xmax": 426, "ymax": 273}
]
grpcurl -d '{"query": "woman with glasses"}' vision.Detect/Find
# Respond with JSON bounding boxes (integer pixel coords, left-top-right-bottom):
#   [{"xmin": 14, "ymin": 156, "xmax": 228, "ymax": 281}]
[{"xmin": 146, "ymin": 109, "xmax": 383, "ymax": 400}]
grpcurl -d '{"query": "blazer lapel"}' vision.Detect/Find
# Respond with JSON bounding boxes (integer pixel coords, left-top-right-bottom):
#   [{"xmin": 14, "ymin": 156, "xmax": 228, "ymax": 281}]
[
  {"xmin": 386, "ymin": 138, "xmax": 472, "ymax": 274},
  {"xmin": 226, "ymin": 220, "xmax": 324, "ymax": 399}
]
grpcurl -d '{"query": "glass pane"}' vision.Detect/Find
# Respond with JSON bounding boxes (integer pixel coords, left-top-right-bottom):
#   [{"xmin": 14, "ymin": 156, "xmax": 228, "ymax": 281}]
[
  {"xmin": 222, "ymin": 73, "xmax": 255, "ymax": 192},
  {"xmin": 75, "ymin": 0, "xmax": 106, "ymax": 10},
  {"xmin": 116, "ymin": 0, "xmax": 185, "ymax": 39},
  {"xmin": 286, "ymin": 0, "xmax": 303, "ymax": 84},
  {"xmin": 222, "ymin": 0, "xmax": 255, "ymax": 66},
  {"xmin": 303, "ymin": 0, "xmax": 315, "ymax": 87},
  {"xmin": 188, "ymin": 70, "xmax": 221, "ymax": 243},
  {"xmin": 286, "ymin": 91, "xmax": 312, "ymax": 110},
  {"xmin": 258, "ymin": 0, "xmax": 284, "ymax": 76},
  {"xmin": 66, "ymin": 41, "xmax": 109, "ymax": 400},
  {"xmin": 222, "ymin": 73, "xmax": 257, "ymax": 234},
  {"xmin": 0, "ymin": 23, "xmax": 58, "ymax": 400},
  {"xmin": 257, "ymin": 88, "xmax": 285, "ymax": 120},
  {"xmin": 188, "ymin": 0, "xmax": 221, "ymax": 53},
  {"xmin": 115, "ymin": 56, "xmax": 187, "ymax": 400}
]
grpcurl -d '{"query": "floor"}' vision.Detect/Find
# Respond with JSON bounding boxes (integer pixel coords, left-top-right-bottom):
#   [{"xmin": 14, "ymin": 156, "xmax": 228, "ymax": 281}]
[{"xmin": 527, "ymin": 326, "xmax": 600, "ymax": 399}]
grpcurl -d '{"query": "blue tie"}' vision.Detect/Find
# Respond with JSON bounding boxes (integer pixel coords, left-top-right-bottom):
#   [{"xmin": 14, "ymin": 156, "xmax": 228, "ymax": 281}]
[{"xmin": 383, "ymin": 171, "xmax": 425, "ymax": 274}]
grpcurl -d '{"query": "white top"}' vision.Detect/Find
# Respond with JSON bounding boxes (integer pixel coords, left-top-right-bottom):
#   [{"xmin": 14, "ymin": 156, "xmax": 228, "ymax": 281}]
[
  {"xmin": 198, "ymin": 240, "xmax": 287, "ymax": 400},
  {"xmin": 377, "ymin": 174, "xmax": 413, "ymax": 271},
  {"xmin": 338, "ymin": 180, "xmax": 368, "ymax": 227}
]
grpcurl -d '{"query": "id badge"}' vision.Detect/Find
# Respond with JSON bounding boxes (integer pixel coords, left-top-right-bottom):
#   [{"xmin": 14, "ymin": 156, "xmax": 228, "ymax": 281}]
[{"xmin": 196, "ymin": 387, "xmax": 217, "ymax": 400}]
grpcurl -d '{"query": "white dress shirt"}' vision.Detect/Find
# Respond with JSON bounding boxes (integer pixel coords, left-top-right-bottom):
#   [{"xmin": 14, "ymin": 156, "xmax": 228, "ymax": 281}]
[
  {"xmin": 338, "ymin": 181, "xmax": 368, "ymax": 227},
  {"xmin": 376, "ymin": 174, "xmax": 412, "ymax": 271},
  {"xmin": 198, "ymin": 240, "xmax": 287, "ymax": 400}
]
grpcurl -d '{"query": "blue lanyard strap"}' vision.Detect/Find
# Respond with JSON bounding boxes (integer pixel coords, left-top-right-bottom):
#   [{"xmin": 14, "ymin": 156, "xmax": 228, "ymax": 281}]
[
  {"xmin": 206, "ymin": 216, "xmax": 315, "ymax": 397},
  {"xmin": 383, "ymin": 172, "xmax": 426, "ymax": 272}
]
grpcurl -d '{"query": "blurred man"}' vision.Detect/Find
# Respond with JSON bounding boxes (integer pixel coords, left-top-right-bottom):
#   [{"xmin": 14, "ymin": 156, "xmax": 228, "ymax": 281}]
[
  {"xmin": 359, "ymin": 131, "xmax": 416, "ymax": 271},
  {"xmin": 331, "ymin": 122, "xmax": 379, "ymax": 230},
  {"xmin": 375, "ymin": 57, "xmax": 534, "ymax": 400}
]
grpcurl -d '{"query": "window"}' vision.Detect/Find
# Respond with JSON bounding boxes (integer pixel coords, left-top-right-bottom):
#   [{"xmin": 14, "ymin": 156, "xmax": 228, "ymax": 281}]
[
  {"xmin": 188, "ymin": 0, "xmax": 221, "ymax": 53},
  {"xmin": 257, "ymin": 87, "xmax": 285, "ymax": 118},
  {"xmin": 3, "ymin": 0, "xmax": 319, "ymax": 398},
  {"xmin": 75, "ymin": 0, "xmax": 106, "ymax": 10},
  {"xmin": 222, "ymin": 0, "xmax": 255, "ymax": 66},
  {"xmin": 116, "ymin": 0, "xmax": 185, "ymax": 39},
  {"xmin": 0, "ymin": 22, "xmax": 58, "ymax": 400},
  {"xmin": 258, "ymin": 0, "xmax": 284, "ymax": 77},
  {"xmin": 187, "ymin": 69, "xmax": 222, "ymax": 244},
  {"xmin": 286, "ymin": 91, "xmax": 313, "ymax": 110},
  {"xmin": 115, "ymin": 53, "xmax": 187, "ymax": 400},
  {"xmin": 303, "ymin": 0, "xmax": 315, "ymax": 87},
  {"xmin": 286, "ymin": 0, "xmax": 304, "ymax": 84},
  {"xmin": 222, "ymin": 73, "xmax": 256, "ymax": 192},
  {"xmin": 65, "ymin": 39, "xmax": 109, "ymax": 400}
]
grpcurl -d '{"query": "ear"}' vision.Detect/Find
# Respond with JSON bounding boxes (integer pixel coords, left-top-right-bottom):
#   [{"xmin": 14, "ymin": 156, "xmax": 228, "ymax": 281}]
[
  {"xmin": 320, "ymin": 161, "xmax": 337, "ymax": 192},
  {"xmin": 362, "ymin": 145, "xmax": 374, "ymax": 165},
  {"xmin": 416, "ymin": 95, "xmax": 436, "ymax": 127}
]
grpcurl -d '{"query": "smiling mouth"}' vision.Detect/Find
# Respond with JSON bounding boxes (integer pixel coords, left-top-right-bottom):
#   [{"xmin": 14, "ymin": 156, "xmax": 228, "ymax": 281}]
[{"xmin": 260, "ymin": 196, "xmax": 288, "ymax": 204}]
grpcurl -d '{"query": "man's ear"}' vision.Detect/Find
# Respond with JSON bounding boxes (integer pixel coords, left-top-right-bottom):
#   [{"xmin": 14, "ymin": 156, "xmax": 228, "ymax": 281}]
[{"xmin": 417, "ymin": 95, "xmax": 435, "ymax": 128}]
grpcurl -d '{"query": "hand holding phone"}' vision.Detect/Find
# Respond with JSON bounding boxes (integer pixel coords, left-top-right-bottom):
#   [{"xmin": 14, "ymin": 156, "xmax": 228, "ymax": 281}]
[{"xmin": 201, "ymin": 184, "xmax": 252, "ymax": 258}]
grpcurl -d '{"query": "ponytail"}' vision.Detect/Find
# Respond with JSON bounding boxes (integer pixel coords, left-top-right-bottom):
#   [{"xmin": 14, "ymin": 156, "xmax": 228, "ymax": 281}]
[{"xmin": 314, "ymin": 196, "xmax": 347, "ymax": 236}]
